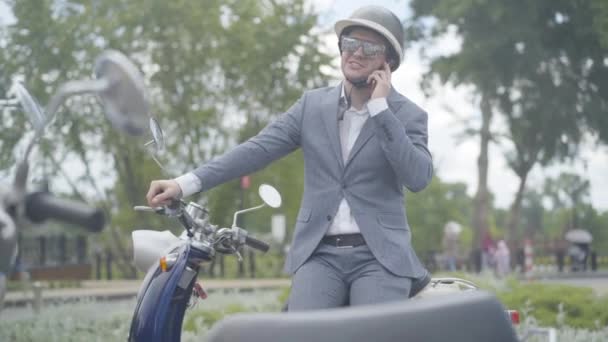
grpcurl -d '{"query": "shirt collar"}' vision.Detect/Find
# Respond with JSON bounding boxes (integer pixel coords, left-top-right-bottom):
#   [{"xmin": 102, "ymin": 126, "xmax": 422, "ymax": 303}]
[{"xmin": 340, "ymin": 82, "xmax": 369, "ymax": 116}]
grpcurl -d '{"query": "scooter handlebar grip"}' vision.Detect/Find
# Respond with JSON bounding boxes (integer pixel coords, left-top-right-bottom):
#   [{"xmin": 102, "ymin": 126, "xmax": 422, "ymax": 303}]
[
  {"xmin": 25, "ymin": 191, "xmax": 106, "ymax": 232},
  {"xmin": 245, "ymin": 235, "xmax": 270, "ymax": 253}
]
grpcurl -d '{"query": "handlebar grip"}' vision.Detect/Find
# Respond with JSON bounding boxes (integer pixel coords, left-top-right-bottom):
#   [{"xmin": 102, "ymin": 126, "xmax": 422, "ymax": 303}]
[
  {"xmin": 25, "ymin": 192, "xmax": 106, "ymax": 232},
  {"xmin": 245, "ymin": 235, "xmax": 270, "ymax": 253}
]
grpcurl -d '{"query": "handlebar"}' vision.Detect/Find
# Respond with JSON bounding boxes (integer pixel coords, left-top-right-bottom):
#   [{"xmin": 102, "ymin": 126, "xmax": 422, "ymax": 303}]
[
  {"xmin": 245, "ymin": 235, "xmax": 270, "ymax": 253},
  {"xmin": 25, "ymin": 191, "xmax": 106, "ymax": 232},
  {"xmin": 135, "ymin": 202, "xmax": 272, "ymax": 255}
]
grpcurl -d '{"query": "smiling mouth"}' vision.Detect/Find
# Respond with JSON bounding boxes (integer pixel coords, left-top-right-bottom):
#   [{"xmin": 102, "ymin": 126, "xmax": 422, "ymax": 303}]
[{"xmin": 348, "ymin": 60, "xmax": 364, "ymax": 68}]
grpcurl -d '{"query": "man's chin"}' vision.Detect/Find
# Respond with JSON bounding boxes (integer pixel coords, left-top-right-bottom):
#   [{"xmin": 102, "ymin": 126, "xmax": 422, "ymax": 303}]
[{"xmin": 344, "ymin": 72, "xmax": 368, "ymax": 82}]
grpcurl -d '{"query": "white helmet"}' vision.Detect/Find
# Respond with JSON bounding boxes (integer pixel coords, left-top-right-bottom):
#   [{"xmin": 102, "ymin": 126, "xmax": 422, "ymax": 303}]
[{"xmin": 334, "ymin": 6, "xmax": 405, "ymax": 71}]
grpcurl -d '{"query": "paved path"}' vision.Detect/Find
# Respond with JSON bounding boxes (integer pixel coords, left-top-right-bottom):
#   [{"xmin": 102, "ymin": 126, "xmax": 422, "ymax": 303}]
[
  {"xmin": 4, "ymin": 278, "xmax": 291, "ymax": 307},
  {"xmin": 6, "ymin": 272, "xmax": 608, "ymax": 308}
]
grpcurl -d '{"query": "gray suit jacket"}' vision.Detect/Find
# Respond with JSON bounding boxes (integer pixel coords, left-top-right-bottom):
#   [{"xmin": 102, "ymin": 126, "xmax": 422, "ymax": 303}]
[{"xmin": 193, "ymin": 83, "xmax": 433, "ymax": 277}]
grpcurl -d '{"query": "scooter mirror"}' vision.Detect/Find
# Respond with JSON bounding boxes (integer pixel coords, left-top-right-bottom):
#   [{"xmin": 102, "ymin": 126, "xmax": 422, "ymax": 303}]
[
  {"xmin": 149, "ymin": 117, "xmax": 165, "ymax": 152},
  {"xmin": 258, "ymin": 184, "xmax": 281, "ymax": 208},
  {"xmin": 94, "ymin": 50, "xmax": 149, "ymax": 136},
  {"xmin": 13, "ymin": 82, "xmax": 46, "ymax": 133}
]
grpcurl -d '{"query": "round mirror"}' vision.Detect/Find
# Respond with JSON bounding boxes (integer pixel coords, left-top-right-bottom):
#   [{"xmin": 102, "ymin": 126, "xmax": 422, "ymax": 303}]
[
  {"xmin": 94, "ymin": 50, "xmax": 149, "ymax": 136},
  {"xmin": 259, "ymin": 184, "xmax": 282, "ymax": 208},
  {"xmin": 149, "ymin": 117, "xmax": 165, "ymax": 152},
  {"xmin": 13, "ymin": 83, "xmax": 46, "ymax": 132}
]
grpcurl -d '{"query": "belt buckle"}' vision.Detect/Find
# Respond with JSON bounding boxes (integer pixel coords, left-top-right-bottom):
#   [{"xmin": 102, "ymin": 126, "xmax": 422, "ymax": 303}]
[{"xmin": 335, "ymin": 237, "xmax": 353, "ymax": 249}]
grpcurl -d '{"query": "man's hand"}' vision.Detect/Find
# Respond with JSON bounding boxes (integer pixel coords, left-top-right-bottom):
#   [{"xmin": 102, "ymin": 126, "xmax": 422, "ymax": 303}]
[
  {"xmin": 146, "ymin": 179, "xmax": 182, "ymax": 207},
  {"xmin": 368, "ymin": 62, "xmax": 391, "ymax": 100}
]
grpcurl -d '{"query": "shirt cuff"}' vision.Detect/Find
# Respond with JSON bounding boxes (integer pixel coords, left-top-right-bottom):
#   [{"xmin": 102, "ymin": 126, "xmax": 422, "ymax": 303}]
[
  {"xmin": 174, "ymin": 173, "xmax": 202, "ymax": 198},
  {"xmin": 367, "ymin": 98, "xmax": 388, "ymax": 117}
]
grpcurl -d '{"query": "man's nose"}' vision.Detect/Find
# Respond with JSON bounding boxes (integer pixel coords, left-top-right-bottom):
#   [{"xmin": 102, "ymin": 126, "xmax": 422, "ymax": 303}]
[{"xmin": 352, "ymin": 46, "xmax": 365, "ymax": 57}]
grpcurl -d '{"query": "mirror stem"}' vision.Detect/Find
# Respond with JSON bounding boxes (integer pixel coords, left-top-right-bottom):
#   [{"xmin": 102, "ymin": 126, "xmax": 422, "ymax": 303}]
[
  {"xmin": 45, "ymin": 78, "xmax": 110, "ymax": 119},
  {"xmin": 13, "ymin": 160, "xmax": 29, "ymax": 192},
  {"xmin": 231, "ymin": 203, "xmax": 266, "ymax": 228}
]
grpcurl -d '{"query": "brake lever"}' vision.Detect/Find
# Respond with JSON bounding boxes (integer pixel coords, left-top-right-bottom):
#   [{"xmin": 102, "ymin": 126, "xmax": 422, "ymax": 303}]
[{"xmin": 133, "ymin": 206, "xmax": 165, "ymax": 215}]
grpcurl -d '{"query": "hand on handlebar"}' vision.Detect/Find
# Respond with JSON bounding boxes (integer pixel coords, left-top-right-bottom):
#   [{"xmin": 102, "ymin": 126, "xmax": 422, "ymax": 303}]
[{"xmin": 146, "ymin": 179, "xmax": 182, "ymax": 207}]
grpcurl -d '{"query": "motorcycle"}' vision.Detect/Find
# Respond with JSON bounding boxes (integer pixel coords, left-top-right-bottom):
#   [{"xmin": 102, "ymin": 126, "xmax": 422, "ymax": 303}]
[
  {"xmin": 0, "ymin": 50, "xmax": 150, "ymax": 311},
  {"xmin": 128, "ymin": 183, "xmax": 279, "ymax": 340}
]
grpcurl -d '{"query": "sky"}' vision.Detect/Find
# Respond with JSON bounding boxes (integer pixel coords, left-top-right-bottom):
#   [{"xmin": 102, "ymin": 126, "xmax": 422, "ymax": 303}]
[{"xmin": 1, "ymin": 0, "xmax": 607, "ymax": 210}]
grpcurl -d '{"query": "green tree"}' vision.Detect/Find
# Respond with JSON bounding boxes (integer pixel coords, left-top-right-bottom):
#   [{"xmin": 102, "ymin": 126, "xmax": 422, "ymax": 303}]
[
  {"xmin": 406, "ymin": 176, "xmax": 473, "ymax": 267},
  {"xmin": 543, "ymin": 172, "xmax": 591, "ymax": 233},
  {"xmin": 409, "ymin": 0, "xmax": 608, "ymax": 259}
]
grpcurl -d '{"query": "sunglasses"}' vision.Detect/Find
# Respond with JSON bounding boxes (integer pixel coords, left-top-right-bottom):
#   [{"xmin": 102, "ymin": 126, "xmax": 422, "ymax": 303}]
[{"xmin": 340, "ymin": 36, "xmax": 386, "ymax": 57}]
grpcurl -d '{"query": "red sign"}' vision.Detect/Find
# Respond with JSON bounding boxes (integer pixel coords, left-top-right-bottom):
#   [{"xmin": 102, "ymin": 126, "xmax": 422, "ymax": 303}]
[{"xmin": 241, "ymin": 175, "xmax": 251, "ymax": 189}]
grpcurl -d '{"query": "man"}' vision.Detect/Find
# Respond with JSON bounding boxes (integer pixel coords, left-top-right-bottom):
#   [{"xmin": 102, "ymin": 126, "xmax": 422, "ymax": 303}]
[{"xmin": 146, "ymin": 6, "xmax": 433, "ymax": 310}]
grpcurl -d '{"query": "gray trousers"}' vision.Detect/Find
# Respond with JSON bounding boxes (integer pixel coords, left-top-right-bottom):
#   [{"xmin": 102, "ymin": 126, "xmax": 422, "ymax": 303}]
[{"xmin": 288, "ymin": 242, "xmax": 412, "ymax": 311}]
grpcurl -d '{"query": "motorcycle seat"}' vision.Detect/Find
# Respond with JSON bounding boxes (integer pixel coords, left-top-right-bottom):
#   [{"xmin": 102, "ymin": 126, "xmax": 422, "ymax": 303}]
[{"xmin": 206, "ymin": 290, "xmax": 519, "ymax": 342}]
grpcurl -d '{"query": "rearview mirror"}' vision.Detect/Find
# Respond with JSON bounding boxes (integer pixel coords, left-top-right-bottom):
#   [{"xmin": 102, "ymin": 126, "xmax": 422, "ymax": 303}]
[
  {"xmin": 94, "ymin": 50, "xmax": 149, "ymax": 136},
  {"xmin": 148, "ymin": 117, "xmax": 165, "ymax": 152},
  {"xmin": 259, "ymin": 184, "xmax": 282, "ymax": 208}
]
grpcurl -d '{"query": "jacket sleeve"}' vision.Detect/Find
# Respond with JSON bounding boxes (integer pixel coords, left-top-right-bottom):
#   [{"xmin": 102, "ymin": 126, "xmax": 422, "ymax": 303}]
[
  {"xmin": 370, "ymin": 103, "xmax": 433, "ymax": 192},
  {"xmin": 192, "ymin": 93, "xmax": 305, "ymax": 192}
]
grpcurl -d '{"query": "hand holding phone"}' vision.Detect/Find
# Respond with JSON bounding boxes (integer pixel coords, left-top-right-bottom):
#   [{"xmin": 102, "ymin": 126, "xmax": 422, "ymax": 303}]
[{"xmin": 368, "ymin": 62, "xmax": 391, "ymax": 100}]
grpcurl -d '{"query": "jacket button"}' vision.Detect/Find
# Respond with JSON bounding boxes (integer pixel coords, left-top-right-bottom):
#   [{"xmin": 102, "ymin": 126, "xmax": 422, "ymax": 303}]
[{"xmin": 326, "ymin": 215, "xmax": 332, "ymax": 221}]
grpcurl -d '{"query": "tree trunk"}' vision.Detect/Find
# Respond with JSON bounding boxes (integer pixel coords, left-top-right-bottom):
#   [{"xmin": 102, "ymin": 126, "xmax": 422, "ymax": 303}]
[
  {"xmin": 471, "ymin": 96, "xmax": 493, "ymax": 272},
  {"xmin": 506, "ymin": 172, "xmax": 528, "ymax": 251}
]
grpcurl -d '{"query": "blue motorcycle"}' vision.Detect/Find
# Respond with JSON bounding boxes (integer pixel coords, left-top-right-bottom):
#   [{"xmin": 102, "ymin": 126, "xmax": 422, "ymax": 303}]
[{"xmin": 128, "ymin": 184, "xmax": 280, "ymax": 341}]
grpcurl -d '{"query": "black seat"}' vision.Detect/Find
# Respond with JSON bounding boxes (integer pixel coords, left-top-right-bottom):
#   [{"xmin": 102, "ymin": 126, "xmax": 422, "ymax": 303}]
[{"xmin": 206, "ymin": 290, "xmax": 519, "ymax": 342}]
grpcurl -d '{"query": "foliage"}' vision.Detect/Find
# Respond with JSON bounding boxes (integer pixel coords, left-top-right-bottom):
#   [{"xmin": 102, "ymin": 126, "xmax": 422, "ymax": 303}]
[
  {"xmin": 439, "ymin": 273, "xmax": 608, "ymax": 330},
  {"xmin": 409, "ymin": 0, "xmax": 608, "ymax": 251},
  {"xmin": 183, "ymin": 303, "xmax": 250, "ymax": 333},
  {"xmin": 0, "ymin": 290, "xmax": 282, "ymax": 341},
  {"xmin": 4, "ymin": 278, "xmax": 608, "ymax": 341},
  {"xmin": 407, "ymin": 177, "xmax": 473, "ymax": 256},
  {"xmin": 498, "ymin": 282, "xmax": 608, "ymax": 330}
]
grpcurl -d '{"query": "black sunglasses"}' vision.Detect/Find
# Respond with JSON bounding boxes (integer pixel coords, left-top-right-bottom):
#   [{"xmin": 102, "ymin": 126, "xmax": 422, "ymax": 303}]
[{"xmin": 340, "ymin": 36, "xmax": 386, "ymax": 57}]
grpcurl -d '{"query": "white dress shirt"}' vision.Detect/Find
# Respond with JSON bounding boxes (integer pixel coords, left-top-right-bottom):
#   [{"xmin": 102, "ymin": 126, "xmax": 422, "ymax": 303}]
[
  {"xmin": 326, "ymin": 86, "xmax": 387, "ymax": 235},
  {"xmin": 175, "ymin": 84, "xmax": 389, "ymax": 236}
]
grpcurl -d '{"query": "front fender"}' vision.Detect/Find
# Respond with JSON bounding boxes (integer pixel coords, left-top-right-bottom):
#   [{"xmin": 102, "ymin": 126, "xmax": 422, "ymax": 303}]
[{"xmin": 128, "ymin": 244, "xmax": 196, "ymax": 342}]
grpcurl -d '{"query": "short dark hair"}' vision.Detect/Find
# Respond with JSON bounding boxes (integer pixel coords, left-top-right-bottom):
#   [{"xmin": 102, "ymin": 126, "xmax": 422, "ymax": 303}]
[{"xmin": 340, "ymin": 25, "xmax": 399, "ymax": 69}]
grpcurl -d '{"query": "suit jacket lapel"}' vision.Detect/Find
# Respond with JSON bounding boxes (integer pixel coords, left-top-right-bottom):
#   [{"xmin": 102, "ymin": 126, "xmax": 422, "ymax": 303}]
[
  {"xmin": 321, "ymin": 84, "xmax": 344, "ymax": 169},
  {"xmin": 344, "ymin": 87, "xmax": 402, "ymax": 169}
]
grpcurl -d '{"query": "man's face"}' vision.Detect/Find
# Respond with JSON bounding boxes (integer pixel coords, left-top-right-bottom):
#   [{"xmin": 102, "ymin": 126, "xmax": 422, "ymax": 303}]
[{"xmin": 340, "ymin": 28, "xmax": 388, "ymax": 83}]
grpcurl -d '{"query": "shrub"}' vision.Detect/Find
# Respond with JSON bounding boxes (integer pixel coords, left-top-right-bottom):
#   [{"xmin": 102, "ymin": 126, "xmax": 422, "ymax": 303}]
[{"xmin": 497, "ymin": 282, "xmax": 608, "ymax": 329}]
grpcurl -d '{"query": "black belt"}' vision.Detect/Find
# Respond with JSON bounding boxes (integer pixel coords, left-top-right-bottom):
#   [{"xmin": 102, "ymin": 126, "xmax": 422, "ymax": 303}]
[{"xmin": 322, "ymin": 233, "xmax": 366, "ymax": 248}]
